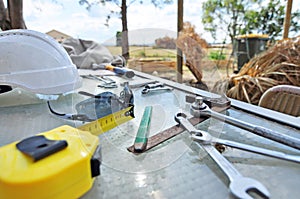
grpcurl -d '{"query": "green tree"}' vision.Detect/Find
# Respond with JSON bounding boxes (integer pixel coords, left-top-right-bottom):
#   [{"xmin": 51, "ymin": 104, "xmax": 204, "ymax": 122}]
[
  {"xmin": 202, "ymin": 0, "xmax": 300, "ymax": 43},
  {"xmin": 243, "ymin": 0, "xmax": 300, "ymax": 41},
  {"xmin": 202, "ymin": 0, "xmax": 258, "ymax": 43},
  {"xmin": 79, "ymin": 0, "xmax": 173, "ymax": 60}
]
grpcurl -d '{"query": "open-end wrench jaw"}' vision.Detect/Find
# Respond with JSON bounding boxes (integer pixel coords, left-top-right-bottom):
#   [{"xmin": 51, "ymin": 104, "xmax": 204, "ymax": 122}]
[
  {"xmin": 174, "ymin": 112, "xmax": 271, "ymax": 199},
  {"xmin": 230, "ymin": 177, "xmax": 270, "ymax": 199}
]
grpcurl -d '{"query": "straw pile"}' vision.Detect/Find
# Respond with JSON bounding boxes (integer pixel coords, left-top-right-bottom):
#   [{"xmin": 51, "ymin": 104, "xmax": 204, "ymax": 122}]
[
  {"xmin": 215, "ymin": 36, "xmax": 300, "ymax": 104},
  {"xmin": 177, "ymin": 22, "xmax": 208, "ymax": 81}
]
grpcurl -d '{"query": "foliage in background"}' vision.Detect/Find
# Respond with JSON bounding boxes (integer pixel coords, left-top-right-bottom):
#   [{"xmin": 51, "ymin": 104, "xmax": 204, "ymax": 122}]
[
  {"xmin": 243, "ymin": 0, "xmax": 300, "ymax": 42},
  {"xmin": 202, "ymin": 0, "xmax": 257, "ymax": 43},
  {"xmin": 209, "ymin": 51, "xmax": 226, "ymax": 60},
  {"xmin": 202, "ymin": 0, "xmax": 300, "ymax": 43},
  {"xmin": 138, "ymin": 50, "xmax": 146, "ymax": 57}
]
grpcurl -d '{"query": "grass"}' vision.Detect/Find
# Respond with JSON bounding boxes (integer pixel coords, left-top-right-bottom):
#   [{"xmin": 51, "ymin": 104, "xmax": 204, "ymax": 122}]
[
  {"xmin": 106, "ymin": 46, "xmax": 232, "ymax": 61},
  {"xmin": 106, "ymin": 46, "xmax": 177, "ymax": 60}
]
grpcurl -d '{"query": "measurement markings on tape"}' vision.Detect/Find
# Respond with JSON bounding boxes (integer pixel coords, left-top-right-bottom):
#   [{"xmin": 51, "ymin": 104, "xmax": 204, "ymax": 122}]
[{"xmin": 78, "ymin": 106, "xmax": 134, "ymax": 135}]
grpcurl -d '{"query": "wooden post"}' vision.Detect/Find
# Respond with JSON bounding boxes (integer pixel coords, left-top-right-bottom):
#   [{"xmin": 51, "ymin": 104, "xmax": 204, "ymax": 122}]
[
  {"xmin": 121, "ymin": 0, "xmax": 129, "ymax": 60},
  {"xmin": 283, "ymin": 0, "xmax": 293, "ymax": 39},
  {"xmin": 176, "ymin": 0, "xmax": 183, "ymax": 83}
]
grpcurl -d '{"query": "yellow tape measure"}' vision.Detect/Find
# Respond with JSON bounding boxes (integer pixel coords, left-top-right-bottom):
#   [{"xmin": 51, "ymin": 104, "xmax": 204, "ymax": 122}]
[
  {"xmin": 0, "ymin": 105, "xmax": 134, "ymax": 199},
  {"xmin": 0, "ymin": 126, "xmax": 100, "ymax": 199},
  {"xmin": 78, "ymin": 106, "xmax": 134, "ymax": 135}
]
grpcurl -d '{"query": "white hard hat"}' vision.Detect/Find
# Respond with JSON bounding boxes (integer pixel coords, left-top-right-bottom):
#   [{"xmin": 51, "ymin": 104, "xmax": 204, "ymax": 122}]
[{"xmin": 0, "ymin": 29, "xmax": 82, "ymax": 94}]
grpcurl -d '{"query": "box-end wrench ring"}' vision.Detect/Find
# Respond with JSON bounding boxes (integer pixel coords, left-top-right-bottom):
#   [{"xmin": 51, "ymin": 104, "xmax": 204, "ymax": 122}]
[{"xmin": 175, "ymin": 112, "xmax": 270, "ymax": 199}]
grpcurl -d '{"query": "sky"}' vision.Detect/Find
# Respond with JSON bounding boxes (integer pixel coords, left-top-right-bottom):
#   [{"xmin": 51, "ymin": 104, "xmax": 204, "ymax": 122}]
[{"xmin": 17, "ymin": 0, "xmax": 300, "ymax": 45}]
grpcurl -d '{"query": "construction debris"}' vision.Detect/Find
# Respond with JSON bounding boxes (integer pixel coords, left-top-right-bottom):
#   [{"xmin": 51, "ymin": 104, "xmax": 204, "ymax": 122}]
[
  {"xmin": 213, "ymin": 36, "xmax": 300, "ymax": 104},
  {"xmin": 177, "ymin": 22, "xmax": 208, "ymax": 82}
]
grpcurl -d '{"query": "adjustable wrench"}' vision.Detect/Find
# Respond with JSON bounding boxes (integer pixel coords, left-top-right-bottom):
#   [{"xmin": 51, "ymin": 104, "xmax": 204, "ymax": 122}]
[
  {"xmin": 175, "ymin": 113, "xmax": 270, "ymax": 199},
  {"xmin": 190, "ymin": 96, "xmax": 300, "ymax": 150}
]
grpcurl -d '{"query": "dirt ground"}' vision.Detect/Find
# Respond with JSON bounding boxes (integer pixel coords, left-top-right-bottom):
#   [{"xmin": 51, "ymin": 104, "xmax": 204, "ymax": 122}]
[
  {"xmin": 128, "ymin": 59, "xmax": 234, "ymax": 92},
  {"xmin": 108, "ymin": 46, "xmax": 234, "ymax": 92}
]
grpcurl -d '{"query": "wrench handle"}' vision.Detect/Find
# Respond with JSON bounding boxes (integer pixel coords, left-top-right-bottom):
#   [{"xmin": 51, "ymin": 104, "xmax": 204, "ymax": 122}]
[
  {"xmin": 211, "ymin": 111, "xmax": 300, "ymax": 150},
  {"xmin": 199, "ymin": 144, "xmax": 242, "ymax": 182},
  {"xmin": 253, "ymin": 126, "xmax": 300, "ymax": 150},
  {"xmin": 218, "ymin": 139, "xmax": 300, "ymax": 163}
]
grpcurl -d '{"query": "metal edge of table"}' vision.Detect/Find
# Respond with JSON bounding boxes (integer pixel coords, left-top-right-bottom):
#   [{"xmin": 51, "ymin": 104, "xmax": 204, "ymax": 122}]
[{"xmin": 133, "ymin": 70, "xmax": 300, "ymax": 129}]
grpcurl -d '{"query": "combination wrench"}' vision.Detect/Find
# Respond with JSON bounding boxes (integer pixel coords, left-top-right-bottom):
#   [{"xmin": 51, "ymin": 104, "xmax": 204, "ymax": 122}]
[
  {"xmin": 175, "ymin": 113, "xmax": 300, "ymax": 163},
  {"xmin": 175, "ymin": 113, "xmax": 270, "ymax": 199},
  {"xmin": 190, "ymin": 96, "xmax": 300, "ymax": 150},
  {"xmin": 141, "ymin": 87, "xmax": 173, "ymax": 95}
]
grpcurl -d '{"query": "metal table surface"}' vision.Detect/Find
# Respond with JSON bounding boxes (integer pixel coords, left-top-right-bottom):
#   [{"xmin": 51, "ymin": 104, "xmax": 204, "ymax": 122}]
[{"xmin": 0, "ymin": 70, "xmax": 299, "ymax": 199}]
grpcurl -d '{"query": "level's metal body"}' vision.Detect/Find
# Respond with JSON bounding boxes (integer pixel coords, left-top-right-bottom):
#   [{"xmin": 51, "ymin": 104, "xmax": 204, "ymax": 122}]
[{"xmin": 133, "ymin": 106, "xmax": 152, "ymax": 152}]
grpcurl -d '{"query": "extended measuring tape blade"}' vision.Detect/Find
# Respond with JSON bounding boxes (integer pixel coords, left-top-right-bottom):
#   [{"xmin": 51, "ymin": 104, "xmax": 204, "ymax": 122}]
[{"xmin": 77, "ymin": 106, "xmax": 134, "ymax": 135}]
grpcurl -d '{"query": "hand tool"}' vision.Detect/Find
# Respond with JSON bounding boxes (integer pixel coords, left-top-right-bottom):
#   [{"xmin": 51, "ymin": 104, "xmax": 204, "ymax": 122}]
[
  {"xmin": 92, "ymin": 63, "xmax": 135, "ymax": 78},
  {"xmin": 120, "ymin": 82, "xmax": 134, "ymax": 107},
  {"xmin": 82, "ymin": 74, "xmax": 116, "ymax": 84},
  {"xmin": 81, "ymin": 74, "xmax": 118, "ymax": 88},
  {"xmin": 80, "ymin": 82, "xmax": 133, "ymax": 109},
  {"xmin": 133, "ymin": 106, "xmax": 153, "ymax": 152},
  {"xmin": 120, "ymin": 80, "xmax": 157, "ymax": 89},
  {"xmin": 185, "ymin": 94, "xmax": 231, "ymax": 108},
  {"xmin": 48, "ymin": 85, "xmax": 134, "ymax": 135},
  {"xmin": 127, "ymin": 99, "xmax": 231, "ymax": 154},
  {"xmin": 141, "ymin": 87, "xmax": 173, "ymax": 95},
  {"xmin": 135, "ymin": 70, "xmax": 300, "ymax": 129},
  {"xmin": 175, "ymin": 113, "xmax": 300, "ymax": 163},
  {"xmin": 48, "ymin": 101, "xmax": 134, "ymax": 134},
  {"xmin": 0, "ymin": 125, "xmax": 101, "ymax": 199},
  {"xmin": 175, "ymin": 113, "xmax": 270, "ymax": 199},
  {"xmin": 0, "ymin": 84, "xmax": 135, "ymax": 198},
  {"xmin": 91, "ymin": 75, "xmax": 117, "ymax": 88},
  {"xmin": 190, "ymin": 96, "xmax": 300, "ymax": 150},
  {"xmin": 144, "ymin": 82, "xmax": 165, "ymax": 89},
  {"xmin": 97, "ymin": 84, "xmax": 118, "ymax": 89}
]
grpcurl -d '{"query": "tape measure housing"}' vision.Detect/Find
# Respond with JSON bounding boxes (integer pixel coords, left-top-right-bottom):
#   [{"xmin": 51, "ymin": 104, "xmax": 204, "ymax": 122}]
[{"xmin": 0, "ymin": 125, "xmax": 100, "ymax": 199}]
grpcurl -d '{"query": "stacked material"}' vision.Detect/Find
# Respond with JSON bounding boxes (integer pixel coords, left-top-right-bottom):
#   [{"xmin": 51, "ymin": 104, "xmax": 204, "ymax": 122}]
[
  {"xmin": 217, "ymin": 36, "xmax": 300, "ymax": 104},
  {"xmin": 177, "ymin": 22, "xmax": 208, "ymax": 81}
]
